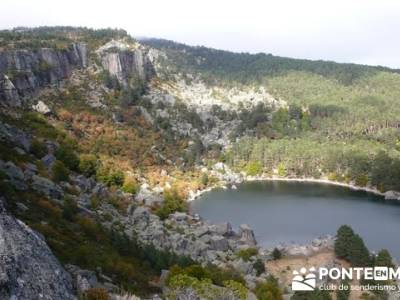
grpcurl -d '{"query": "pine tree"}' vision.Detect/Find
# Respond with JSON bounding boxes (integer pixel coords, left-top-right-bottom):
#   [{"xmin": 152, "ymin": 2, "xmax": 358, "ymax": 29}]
[
  {"xmin": 334, "ymin": 225, "xmax": 355, "ymax": 259},
  {"xmin": 347, "ymin": 234, "xmax": 371, "ymax": 267},
  {"xmin": 375, "ymin": 249, "xmax": 394, "ymax": 268}
]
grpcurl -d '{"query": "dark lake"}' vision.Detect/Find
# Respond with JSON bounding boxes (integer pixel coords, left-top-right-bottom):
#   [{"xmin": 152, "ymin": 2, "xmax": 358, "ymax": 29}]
[{"xmin": 191, "ymin": 181, "xmax": 400, "ymax": 256}]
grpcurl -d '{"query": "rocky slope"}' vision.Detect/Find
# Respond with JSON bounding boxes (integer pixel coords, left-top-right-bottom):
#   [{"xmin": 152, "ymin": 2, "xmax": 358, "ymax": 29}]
[{"xmin": 0, "ymin": 198, "xmax": 75, "ymax": 300}]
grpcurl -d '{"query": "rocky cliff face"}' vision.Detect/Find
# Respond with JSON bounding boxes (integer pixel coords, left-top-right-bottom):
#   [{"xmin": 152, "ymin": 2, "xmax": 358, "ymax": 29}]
[
  {"xmin": 0, "ymin": 198, "xmax": 75, "ymax": 300},
  {"xmin": 0, "ymin": 43, "xmax": 87, "ymax": 104},
  {"xmin": 96, "ymin": 40, "xmax": 155, "ymax": 86}
]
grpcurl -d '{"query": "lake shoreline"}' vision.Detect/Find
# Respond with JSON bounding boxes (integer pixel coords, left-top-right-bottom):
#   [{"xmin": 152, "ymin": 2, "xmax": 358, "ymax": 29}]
[{"xmin": 188, "ymin": 175, "xmax": 386, "ymax": 202}]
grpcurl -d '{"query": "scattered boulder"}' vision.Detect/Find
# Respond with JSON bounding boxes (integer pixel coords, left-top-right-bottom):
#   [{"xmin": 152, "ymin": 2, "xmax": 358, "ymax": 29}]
[
  {"xmin": 41, "ymin": 153, "xmax": 56, "ymax": 169},
  {"xmin": 32, "ymin": 175, "xmax": 64, "ymax": 199},
  {"xmin": 32, "ymin": 100, "xmax": 51, "ymax": 114},
  {"xmin": 65, "ymin": 264, "xmax": 98, "ymax": 296}
]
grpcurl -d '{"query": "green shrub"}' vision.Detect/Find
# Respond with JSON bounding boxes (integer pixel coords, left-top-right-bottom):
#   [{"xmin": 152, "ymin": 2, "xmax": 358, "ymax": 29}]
[
  {"xmin": 255, "ymin": 276, "xmax": 283, "ymax": 300},
  {"xmin": 205, "ymin": 265, "xmax": 245, "ymax": 286},
  {"xmin": 62, "ymin": 196, "xmax": 78, "ymax": 221},
  {"xmin": 245, "ymin": 161, "xmax": 262, "ymax": 176},
  {"xmin": 79, "ymin": 154, "xmax": 98, "ymax": 177},
  {"xmin": 96, "ymin": 166, "xmax": 124, "ymax": 187},
  {"xmin": 52, "ymin": 160, "xmax": 69, "ymax": 182},
  {"xmin": 55, "ymin": 145, "xmax": 79, "ymax": 171},
  {"xmin": 236, "ymin": 247, "xmax": 258, "ymax": 261},
  {"xmin": 167, "ymin": 263, "xmax": 245, "ymax": 287},
  {"xmin": 223, "ymin": 280, "xmax": 248, "ymax": 300},
  {"xmin": 31, "ymin": 139, "xmax": 47, "ymax": 158},
  {"xmin": 272, "ymin": 248, "xmax": 282, "ymax": 260},
  {"xmin": 253, "ymin": 259, "xmax": 266, "ymax": 276},
  {"xmin": 156, "ymin": 188, "xmax": 188, "ymax": 220},
  {"xmin": 354, "ymin": 174, "xmax": 369, "ymax": 187},
  {"xmin": 277, "ymin": 163, "xmax": 286, "ymax": 177},
  {"xmin": 122, "ymin": 176, "xmax": 138, "ymax": 194},
  {"xmin": 23, "ymin": 112, "xmax": 60, "ymax": 139},
  {"xmin": 201, "ymin": 172, "xmax": 209, "ymax": 185}
]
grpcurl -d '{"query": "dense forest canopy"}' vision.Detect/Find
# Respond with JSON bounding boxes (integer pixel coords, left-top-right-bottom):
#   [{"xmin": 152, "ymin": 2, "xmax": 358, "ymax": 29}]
[
  {"xmin": 0, "ymin": 26, "xmax": 130, "ymax": 50},
  {"xmin": 141, "ymin": 38, "xmax": 400, "ymax": 86}
]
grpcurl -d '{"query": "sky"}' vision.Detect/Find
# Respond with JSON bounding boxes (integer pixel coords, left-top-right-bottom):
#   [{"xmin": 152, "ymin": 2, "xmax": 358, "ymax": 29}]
[{"xmin": 1, "ymin": 0, "xmax": 400, "ymax": 68}]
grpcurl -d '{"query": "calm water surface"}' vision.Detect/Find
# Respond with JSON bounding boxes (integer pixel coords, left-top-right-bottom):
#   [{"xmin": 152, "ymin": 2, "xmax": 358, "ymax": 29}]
[{"xmin": 191, "ymin": 181, "xmax": 400, "ymax": 256}]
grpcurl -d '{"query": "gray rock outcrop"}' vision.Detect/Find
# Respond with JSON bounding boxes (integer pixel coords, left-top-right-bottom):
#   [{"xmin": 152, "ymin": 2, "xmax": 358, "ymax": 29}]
[
  {"xmin": 0, "ymin": 43, "xmax": 87, "ymax": 99},
  {"xmin": 32, "ymin": 175, "xmax": 64, "ymax": 199},
  {"xmin": 0, "ymin": 122, "xmax": 31, "ymax": 152},
  {"xmin": 239, "ymin": 224, "xmax": 257, "ymax": 246},
  {"xmin": 32, "ymin": 100, "xmax": 51, "ymax": 114},
  {"xmin": 0, "ymin": 198, "xmax": 75, "ymax": 299},
  {"xmin": 122, "ymin": 207, "xmax": 261, "ymax": 276},
  {"xmin": 385, "ymin": 190, "xmax": 400, "ymax": 201},
  {"xmin": 0, "ymin": 74, "xmax": 20, "ymax": 106},
  {"xmin": 96, "ymin": 40, "xmax": 155, "ymax": 86}
]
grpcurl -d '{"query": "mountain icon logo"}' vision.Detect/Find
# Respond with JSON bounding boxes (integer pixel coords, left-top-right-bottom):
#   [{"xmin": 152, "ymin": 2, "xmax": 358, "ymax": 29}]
[{"xmin": 292, "ymin": 267, "xmax": 317, "ymax": 291}]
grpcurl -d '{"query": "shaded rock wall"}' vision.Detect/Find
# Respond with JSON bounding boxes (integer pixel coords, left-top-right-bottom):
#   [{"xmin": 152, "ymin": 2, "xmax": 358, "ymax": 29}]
[{"xmin": 0, "ymin": 43, "xmax": 87, "ymax": 105}]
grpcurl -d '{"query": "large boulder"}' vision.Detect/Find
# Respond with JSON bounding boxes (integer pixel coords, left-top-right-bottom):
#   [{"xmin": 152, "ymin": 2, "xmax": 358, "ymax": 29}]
[
  {"xmin": 0, "ymin": 122, "xmax": 31, "ymax": 151},
  {"xmin": 0, "ymin": 198, "xmax": 75, "ymax": 299},
  {"xmin": 238, "ymin": 224, "xmax": 257, "ymax": 246},
  {"xmin": 385, "ymin": 190, "xmax": 400, "ymax": 201},
  {"xmin": 231, "ymin": 258, "xmax": 254, "ymax": 275},
  {"xmin": 32, "ymin": 175, "xmax": 64, "ymax": 199},
  {"xmin": 0, "ymin": 160, "xmax": 27, "ymax": 190},
  {"xmin": 135, "ymin": 184, "xmax": 164, "ymax": 206},
  {"xmin": 209, "ymin": 235, "xmax": 230, "ymax": 251},
  {"xmin": 210, "ymin": 222, "xmax": 234, "ymax": 237},
  {"xmin": 65, "ymin": 264, "xmax": 98, "ymax": 296},
  {"xmin": 32, "ymin": 100, "xmax": 51, "ymax": 115}
]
